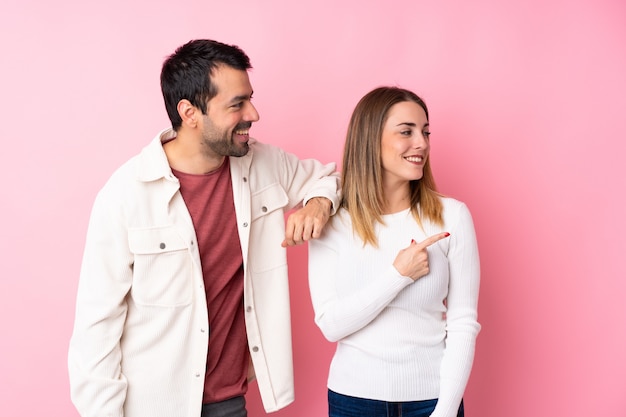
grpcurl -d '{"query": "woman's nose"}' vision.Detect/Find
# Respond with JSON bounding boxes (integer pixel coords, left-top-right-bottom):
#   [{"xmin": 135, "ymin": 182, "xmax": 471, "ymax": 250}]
[{"xmin": 412, "ymin": 133, "xmax": 428, "ymax": 149}]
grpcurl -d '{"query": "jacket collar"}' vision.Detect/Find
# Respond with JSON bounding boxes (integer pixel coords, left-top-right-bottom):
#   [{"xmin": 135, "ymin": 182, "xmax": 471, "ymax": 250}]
[
  {"xmin": 136, "ymin": 128, "xmax": 258, "ymax": 182},
  {"xmin": 136, "ymin": 128, "xmax": 177, "ymax": 183}
]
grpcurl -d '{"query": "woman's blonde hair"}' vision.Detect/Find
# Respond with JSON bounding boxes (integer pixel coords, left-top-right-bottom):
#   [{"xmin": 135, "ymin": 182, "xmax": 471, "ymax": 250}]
[{"xmin": 341, "ymin": 86, "xmax": 443, "ymax": 246}]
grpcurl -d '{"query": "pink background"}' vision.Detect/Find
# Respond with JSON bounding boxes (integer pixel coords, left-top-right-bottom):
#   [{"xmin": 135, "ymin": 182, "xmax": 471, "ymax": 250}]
[{"xmin": 1, "ymin": 1, "xmax": 625, "ymax": 416}]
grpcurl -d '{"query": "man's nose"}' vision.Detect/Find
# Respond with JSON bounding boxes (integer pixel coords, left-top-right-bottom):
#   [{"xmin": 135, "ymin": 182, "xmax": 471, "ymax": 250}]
[{"xmin": 244, "ymin": 102, "xmax": 260, "ymax": 122}]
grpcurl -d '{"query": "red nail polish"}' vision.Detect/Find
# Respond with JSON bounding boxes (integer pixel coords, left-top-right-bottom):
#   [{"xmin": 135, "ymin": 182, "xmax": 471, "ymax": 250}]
[
  {"xmin": 411, "ymin": 239, "xmax": 415, "ymax": 244},
  {"xmin": 444, "ymin": 232, "xmax": 450, "ymax": 237}
]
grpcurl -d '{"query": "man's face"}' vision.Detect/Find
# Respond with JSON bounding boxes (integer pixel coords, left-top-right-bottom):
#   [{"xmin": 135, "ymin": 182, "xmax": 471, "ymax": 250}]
[{"xmin": 200, "ymin": 65, "xmax": 260, "ymax": 157}]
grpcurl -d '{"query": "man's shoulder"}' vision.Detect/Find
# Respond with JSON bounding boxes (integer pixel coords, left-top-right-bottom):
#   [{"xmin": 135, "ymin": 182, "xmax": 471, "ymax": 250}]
[
  {"xmin": 107, "ymin": 131, "xmax": 170, "ymax": 185},
  {"xmin": 96, "ymin": 136, "xmax": 163, "ymax": 195},
  {"xmin": 246, "ymin": 138, "xmax": 289, "ymax": 166},
  {"xmin": 248, "ymin": 137, "xmax": 283, "ymax": 154},
  {"xmin": 95, "ymin": 154, "xmax": 142, "ymax": 200}
]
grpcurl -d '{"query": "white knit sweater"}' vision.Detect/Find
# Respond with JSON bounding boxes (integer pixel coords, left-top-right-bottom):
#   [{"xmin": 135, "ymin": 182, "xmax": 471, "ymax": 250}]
[{"xmin": 308, "ymin": 197, "xmax": 480, "ymax": 417}]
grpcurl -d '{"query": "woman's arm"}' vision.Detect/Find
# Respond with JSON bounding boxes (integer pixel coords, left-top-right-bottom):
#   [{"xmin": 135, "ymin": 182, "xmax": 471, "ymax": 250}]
[{"xmin": 431, "ymin": 203, "xmax": 481, "ymax": 417}]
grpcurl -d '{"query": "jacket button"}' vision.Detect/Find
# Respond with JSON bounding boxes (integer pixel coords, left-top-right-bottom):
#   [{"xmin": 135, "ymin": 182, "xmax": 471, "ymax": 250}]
[
  {"xmin": 243, "ymin": 222, "xmax": 248, "ymax": 227},
  {"xmin": 252, "ymin": 346, "xmax": 259, "ymax": 352},
  {"xmin": 243, "ymin": 177, "xmax": 248, "ymax": 182},
  {"xmin": 246, "ymin": 306, "xmax": 252, "ymax": 312},
  {"xmin": 261, "ymin": 206, "xmax": 267, "ymax": 212},
  {"xmin": 159, "ymin": 243, "xmax": 166, "ymax": 249}
]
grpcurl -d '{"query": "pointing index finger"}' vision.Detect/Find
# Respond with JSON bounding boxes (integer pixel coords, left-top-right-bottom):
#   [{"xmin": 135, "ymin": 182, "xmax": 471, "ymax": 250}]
[{"xmin": 415, "ymin": 232, "xmax": 450, "ymax": 249}]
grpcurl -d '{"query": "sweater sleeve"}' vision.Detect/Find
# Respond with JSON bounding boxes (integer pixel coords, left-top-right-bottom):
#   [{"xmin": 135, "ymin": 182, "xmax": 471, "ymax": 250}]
[
  {"xmin": 430, "ymin": 203, "xmax": 481, "ymax": 417},
  {"xmin": 308, "ymin": 225, "xmax": 413, "ymax": 343}
]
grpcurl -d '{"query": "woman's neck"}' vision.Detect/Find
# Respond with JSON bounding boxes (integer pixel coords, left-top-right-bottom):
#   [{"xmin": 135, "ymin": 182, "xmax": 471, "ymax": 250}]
[{"xmin": 382, "ymin": 182, "xmax": 411, "ymax": 214}]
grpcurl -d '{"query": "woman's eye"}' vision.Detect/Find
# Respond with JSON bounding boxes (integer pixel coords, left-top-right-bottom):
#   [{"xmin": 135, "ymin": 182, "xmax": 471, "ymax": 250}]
[
  {"xmin": 423, "ymin": 131, "xmax": 431, "ymax": 138},
  {"xmin": 400, "ymin": 130, "xmax": 412, "ymax": 136}
]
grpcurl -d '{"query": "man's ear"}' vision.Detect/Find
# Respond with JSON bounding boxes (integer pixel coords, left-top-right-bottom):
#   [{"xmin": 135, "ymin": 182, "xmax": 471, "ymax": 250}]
[{"xmin": 177, "ymin": 99, "xmax": 199, "ymax": 128}]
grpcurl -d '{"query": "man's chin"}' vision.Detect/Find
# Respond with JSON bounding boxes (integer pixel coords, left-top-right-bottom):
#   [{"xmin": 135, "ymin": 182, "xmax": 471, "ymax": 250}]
[{"xmin": 229, "ymin": 143, "xmax": 249, "ymax": 157}]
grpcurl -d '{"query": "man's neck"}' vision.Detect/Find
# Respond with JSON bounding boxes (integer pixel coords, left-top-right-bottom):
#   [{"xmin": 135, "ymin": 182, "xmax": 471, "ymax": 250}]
[{"xmin": 163, "ymin": 135, "xmax": 225, "ymax": 175}]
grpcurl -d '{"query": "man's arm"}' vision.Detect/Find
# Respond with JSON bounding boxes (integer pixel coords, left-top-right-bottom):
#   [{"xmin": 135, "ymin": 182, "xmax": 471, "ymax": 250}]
[
  {"xmin": 274, "ymin": 147, "xmax": 340, "ymax": 247},
  {"xmin": 68, "ymin": 188, "xmax": 131, "ymax": 417}
]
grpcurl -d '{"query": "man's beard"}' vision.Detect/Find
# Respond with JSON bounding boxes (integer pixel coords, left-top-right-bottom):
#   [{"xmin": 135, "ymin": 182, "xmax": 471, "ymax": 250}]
[{"xmin": 202, "ymin": 122, "xmax": 250, "ymax": 157}]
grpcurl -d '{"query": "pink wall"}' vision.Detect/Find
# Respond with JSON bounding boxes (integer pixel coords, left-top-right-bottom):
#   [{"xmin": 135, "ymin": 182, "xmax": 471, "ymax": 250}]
[{"xmin": 1, "ymin": 1, "xmax": 624, "ymax": 416}]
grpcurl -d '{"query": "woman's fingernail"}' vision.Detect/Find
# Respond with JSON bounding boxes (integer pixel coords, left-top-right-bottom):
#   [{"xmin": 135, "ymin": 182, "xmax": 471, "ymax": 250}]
[
  {"xmin": 411, "ymin": 239, "xmax": 415, "ymax": 244},
  {"xmin": 445, "ymin": 232, "xmax": 450, "ymax": 237}
]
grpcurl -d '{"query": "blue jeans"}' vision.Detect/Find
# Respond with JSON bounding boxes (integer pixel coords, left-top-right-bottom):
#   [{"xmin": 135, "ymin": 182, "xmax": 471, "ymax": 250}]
[
  {"xmin": 328, "ymin": 390, "xmax": 464, "ymax": 417},
  {"xmin": 201, "ymin": 396, "xmax": 247, "ymax": 417}
]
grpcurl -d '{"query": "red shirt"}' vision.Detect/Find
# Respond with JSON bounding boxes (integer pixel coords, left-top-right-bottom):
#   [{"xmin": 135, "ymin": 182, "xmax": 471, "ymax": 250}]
[{"xmin": 173, "ymin": 158, "xmax": 248, "ymax": 404}]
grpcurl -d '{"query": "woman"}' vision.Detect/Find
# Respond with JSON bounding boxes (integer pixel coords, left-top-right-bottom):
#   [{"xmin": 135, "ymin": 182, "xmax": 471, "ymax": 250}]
[{"xmin": 308, "ymin": 86, "xmax": 480, "ymax": 417}]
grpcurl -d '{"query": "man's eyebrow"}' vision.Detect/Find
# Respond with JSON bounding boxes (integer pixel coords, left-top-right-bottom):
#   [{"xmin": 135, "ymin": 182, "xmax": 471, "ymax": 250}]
[{"xmin": 228, "ymin": 91, "xmax": 254, "ymax": 104}]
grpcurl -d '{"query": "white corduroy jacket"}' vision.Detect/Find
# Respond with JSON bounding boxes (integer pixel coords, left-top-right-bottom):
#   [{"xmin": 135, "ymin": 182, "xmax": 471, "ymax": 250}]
[{"xmin": 68, "ymin": 128, "xmax": 339, "ymax": 417}]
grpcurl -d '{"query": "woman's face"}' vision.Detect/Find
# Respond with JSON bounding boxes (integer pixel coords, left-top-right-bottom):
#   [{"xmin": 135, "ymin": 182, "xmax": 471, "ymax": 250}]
[{"xmin": 380, "ymin": 100, "xmax": 431, "ymax": 187}]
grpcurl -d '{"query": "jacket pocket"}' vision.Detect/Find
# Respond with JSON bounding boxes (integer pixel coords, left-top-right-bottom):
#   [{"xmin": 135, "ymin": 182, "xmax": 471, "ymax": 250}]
[
  {"xmin": 249, "ymin": 183, "xmax": 289, "ymax": 273},
  {"xmin": 128, "ymin": 226, "xmax": 192, "ymax": 306},
  {"xmin": 250, "ymin": 182, "xmax": 289, "ymax": 222}
]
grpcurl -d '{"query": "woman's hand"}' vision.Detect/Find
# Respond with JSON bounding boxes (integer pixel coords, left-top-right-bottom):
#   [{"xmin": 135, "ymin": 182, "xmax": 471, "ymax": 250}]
[{"xmin": 393, "ymin": 232, "xmax": 450, "ymax": 281}]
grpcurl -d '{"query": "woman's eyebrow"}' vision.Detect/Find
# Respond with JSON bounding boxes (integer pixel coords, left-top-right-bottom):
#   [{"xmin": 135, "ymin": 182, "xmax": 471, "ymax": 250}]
[{"xmin": 396, "ymin": 122, "xmax": 429, "ymax": 128}]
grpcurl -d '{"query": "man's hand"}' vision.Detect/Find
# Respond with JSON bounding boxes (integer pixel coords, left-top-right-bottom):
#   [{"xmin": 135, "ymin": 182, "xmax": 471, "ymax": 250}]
[{"xmin": 281, "ymin": 197, "xmax": 332, "ymax": 247}]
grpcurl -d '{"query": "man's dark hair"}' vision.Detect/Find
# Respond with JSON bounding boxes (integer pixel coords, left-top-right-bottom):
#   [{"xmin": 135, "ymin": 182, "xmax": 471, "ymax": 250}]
[{"xmin": 160, "ymin": 39, "xmax": 252, "ymax": 131}]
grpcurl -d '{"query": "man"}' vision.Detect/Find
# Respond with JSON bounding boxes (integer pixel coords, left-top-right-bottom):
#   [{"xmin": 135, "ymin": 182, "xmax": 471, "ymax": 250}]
[{"xmin": 68, "ymin": 39, "xmax": 340, "ymax": 417}]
